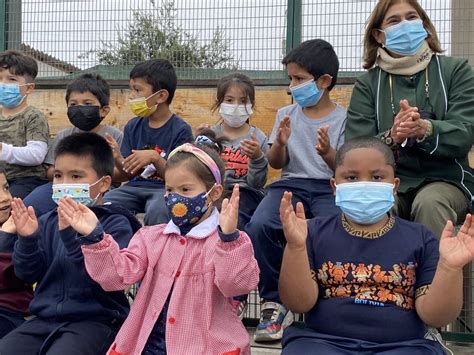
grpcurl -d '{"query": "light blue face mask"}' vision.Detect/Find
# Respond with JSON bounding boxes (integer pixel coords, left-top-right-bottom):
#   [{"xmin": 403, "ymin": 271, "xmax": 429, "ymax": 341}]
[
  {"xmin": 335, "ymin": 182, "xmax": 395, "ymax": 225},
  {"xmin": 382, "ymin": 19, "xmax": 428, "ymax": 56},
  {"xmin": 52, "ymin": 178, "xmax": 103, "ymax": 207},
  {"xmin": 290, "ymin": 79, "xmax": 324, "ymax": 108},
  {"xmin": 0, "ymin": 83, "xmax": 26, "ymax": 108}
]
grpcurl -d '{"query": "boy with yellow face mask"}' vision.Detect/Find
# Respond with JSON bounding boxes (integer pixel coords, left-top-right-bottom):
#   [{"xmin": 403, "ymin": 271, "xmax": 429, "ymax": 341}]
[{"xmin": 104, "ymin": 59, "xmax": 193, "ymax": 226}]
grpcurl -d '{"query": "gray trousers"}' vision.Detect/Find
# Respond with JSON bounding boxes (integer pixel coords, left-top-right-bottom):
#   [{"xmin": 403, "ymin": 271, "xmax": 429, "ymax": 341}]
[
  {"xmin": 393, "ymin": 182, "xmax": 470, "ymax": 238},
  {"xmin": 103, "ymin": 184, "xmax": 169, "ymax": 226}
]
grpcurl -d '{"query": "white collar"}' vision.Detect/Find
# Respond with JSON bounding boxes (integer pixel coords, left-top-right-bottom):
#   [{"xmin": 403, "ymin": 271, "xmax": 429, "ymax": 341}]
[{"xmin": 163, "ymin": 207, "xmax": 219, "ymax": 239}]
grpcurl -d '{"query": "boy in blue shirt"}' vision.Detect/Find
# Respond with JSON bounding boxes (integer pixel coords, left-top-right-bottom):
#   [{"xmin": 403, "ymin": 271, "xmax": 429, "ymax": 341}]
[
  {"xmin": 104, "ymin": 59, "xmax": 193, "ymax": 225},
  {"xmin": 279, "ymin": 137, "xmax": 472, "ymax": 354},
  {"xmin": 0, "ymin": 133, "xmax": 141, "ymax": 354},
  {"xmin": 246, "ymin": 39, "xmax": 346, "ymax": 341}
]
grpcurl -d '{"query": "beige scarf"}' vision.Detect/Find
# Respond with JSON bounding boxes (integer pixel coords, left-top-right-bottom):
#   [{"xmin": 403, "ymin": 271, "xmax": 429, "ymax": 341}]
[{"xmin": 376, "ymin": 41, "xmax": 433, "ymax": 76}]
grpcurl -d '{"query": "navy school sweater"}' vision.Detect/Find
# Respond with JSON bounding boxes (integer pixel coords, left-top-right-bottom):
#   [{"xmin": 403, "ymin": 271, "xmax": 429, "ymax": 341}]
[{"xmin": 13, "ymin": 203, "xmax": 141, "ymax": 322}]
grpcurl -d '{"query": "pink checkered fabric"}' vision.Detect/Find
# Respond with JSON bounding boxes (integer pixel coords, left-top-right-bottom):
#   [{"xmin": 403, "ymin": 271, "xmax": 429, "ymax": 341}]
[{"xmin": 82, "ymin": 225, "xmax": 259, "ymax": 355}]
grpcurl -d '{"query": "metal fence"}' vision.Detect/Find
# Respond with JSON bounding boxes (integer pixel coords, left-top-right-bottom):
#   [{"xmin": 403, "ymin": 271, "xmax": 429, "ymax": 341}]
[{"xmin": 0, "ymin": 0, "xmax": 472, "ymax": 84}]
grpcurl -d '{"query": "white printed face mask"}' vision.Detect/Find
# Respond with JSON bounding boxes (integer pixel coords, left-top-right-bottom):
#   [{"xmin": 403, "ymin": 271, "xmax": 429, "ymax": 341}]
[
  {"xmin": 219, "ymin": 103, "xmax": 253, "ymax": 128},
  {"xmin": 52, "ymin": 178, "xmax": 103, "ymax": 206}
]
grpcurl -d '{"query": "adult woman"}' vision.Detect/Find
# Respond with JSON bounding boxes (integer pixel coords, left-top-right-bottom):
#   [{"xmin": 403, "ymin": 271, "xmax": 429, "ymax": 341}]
[{"xmin": 346, "ymin": 0, "xmax": 474, "ymax": 237}]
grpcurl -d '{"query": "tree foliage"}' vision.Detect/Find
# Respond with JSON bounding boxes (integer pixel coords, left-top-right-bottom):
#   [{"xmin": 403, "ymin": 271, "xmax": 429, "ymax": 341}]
[{"xmin": 89, "ymin": 0, "xmax": 235, "ymax": 69}]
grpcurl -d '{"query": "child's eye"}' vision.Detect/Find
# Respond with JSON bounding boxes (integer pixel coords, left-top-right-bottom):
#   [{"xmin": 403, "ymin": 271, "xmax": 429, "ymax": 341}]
[
  {"xmin": 72, "ymin": 174, "xmax": 81, "ymax": 179},
  {"xmin": 373, "ymin": 175, "xmax": 383, "ymax": 180},
  {"xmin": 346, "ymin": 176, "xmax": 357, "ymax": 181}
]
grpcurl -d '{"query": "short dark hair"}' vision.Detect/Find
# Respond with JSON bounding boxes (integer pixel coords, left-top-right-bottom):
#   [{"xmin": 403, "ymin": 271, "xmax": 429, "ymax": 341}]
[
  {"xmin": 0, "ymin": 50, "xmax": 38, "ymax": 82},
  {"xmin": 130, "ymin": 59, "xmax": 177, "ymax": 104},
  {"xmin": 211, "ymin": 73, "xmax": 256, "ymax": 112},
  {"xmin": 282, "ymin": 39, "xmax": 339, "ymax": 91},
  {"xmin": 166, "ymin": 143, "xmax": 226, "ymax": 192},
  {"xmin": 335, "ymin": 137, "xmax": 396, "ymax": 172},
  {"xmin": 54, "ymin": 132, "xmax": 114, "ymax": 177},
  {"xmin": 65, "ymin": 73, "xmax": 110, "ymax": 106}
]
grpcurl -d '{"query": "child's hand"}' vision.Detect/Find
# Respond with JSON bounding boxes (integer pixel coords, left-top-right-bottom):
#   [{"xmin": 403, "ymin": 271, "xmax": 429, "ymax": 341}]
[
  {"xmin": 219, "ymin": 184, "xmax": 239, "ymax": 234},
  {"xmin": 194, "ymin": 123, "xmax": 212, "ymax": 136},
  {"xmin": 105, "ymin": 133, "xmax": 121, "ymax": 160},
  {"xmin": 280, "ymin": 191, "xmax": 307, "ymax": 250},
  {"xmin": 122, "ymin": 150, "xmax": 157, "ymax": 174},
  {"xmin": 438, "ymin": 214, "xmax": 474, "ymax": 271},
  {"xmin": 58, "ymin": 197, "xmax": 99, "ymax": 236},
  {"xmin": 240, "ymin": 134, "xmax": 263, "ymax": 159},
  {"xmin": 276, "ymin": 116, "xmax": 291, "ymax": 146},
  {"xmin": 316, "ymin": 125, "xmax": 331, "ymax": 156},
  {"xmin": 11, "ymin": 198, "xmax": 38, "ymax": 237},
  {"xmin": 1, "ymin": 215, "xmax": 16, "ymax": 234}
]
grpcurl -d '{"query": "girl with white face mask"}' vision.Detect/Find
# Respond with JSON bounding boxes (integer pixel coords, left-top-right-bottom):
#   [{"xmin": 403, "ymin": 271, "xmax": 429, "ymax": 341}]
[{"xmin": 196, "ymin": 73, "xmax": 269, "ymax": 320}]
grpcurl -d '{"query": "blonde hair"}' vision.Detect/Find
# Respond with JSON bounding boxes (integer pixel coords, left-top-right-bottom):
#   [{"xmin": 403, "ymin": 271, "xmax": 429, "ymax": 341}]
[{"xmin": 363, "ymin": 0, "xmax": 443, "ymax": 69}]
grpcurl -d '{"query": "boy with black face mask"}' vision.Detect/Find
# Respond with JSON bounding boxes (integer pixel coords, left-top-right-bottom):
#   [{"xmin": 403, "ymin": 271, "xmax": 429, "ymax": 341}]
[{"xmin": 23, "ymin": 74, "xmax": 123, "ymax": 216}]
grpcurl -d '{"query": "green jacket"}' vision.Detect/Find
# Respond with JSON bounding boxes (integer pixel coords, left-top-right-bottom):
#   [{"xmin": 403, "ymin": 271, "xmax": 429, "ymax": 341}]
[{"xmin": 346, "ymin": 55, "xmax": 474, "ymax": 204}]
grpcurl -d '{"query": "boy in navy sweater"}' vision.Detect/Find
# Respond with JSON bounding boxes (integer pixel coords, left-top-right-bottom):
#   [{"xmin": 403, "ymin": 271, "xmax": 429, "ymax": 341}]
[{"xmin": 0, "ymin": 133, "xmax": 141, "ymax": 354}]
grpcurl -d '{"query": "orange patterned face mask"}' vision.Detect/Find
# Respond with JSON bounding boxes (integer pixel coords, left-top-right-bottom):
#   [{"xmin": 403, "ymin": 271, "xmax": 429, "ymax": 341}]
[{"xmin": 165, "ymin": 187, "xmax": 214, "ymax": 230}]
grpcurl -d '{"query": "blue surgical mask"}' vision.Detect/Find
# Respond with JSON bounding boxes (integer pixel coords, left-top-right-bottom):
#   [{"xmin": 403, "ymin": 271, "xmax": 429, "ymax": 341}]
[
  {"xmin": 165, "ymin": 187, "xmax": 213, "ymax": 232},
  {"xmin": 382, "ymin": 19, "xmax": 427, "ymax": 56},
  {"xmin": 52, "ymin": 178, "xmax": 104, "ymax": 207},
  {"xmin": 290, "ymin": 79, "xmax": 324, "ymax": 108},
  {"xmin": 335, "ymin": 182, "xmax": 395, "ymax": 225},
  {"xmin": 0, "ymin": 83, "xmax": 26, "ymax": 108}
]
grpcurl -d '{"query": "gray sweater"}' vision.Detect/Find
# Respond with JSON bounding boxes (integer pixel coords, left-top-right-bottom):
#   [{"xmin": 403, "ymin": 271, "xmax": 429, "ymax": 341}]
[{"xmin": 212, "ymin": 124, "xmax": 269, "ymax": 193}]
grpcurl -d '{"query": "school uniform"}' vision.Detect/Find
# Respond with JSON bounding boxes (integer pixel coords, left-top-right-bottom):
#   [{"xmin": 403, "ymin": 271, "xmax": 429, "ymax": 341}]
[{"xmin": 0, "ymin": 204, "xmax": 141, "ymax": 355}]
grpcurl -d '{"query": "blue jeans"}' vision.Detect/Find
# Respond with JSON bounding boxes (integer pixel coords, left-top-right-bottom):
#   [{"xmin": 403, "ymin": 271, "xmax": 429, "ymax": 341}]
[
  {"xmin": 245, "ymin": 178, "xmax": 340, "ymax": 303},
  {"xmin": 104, "ymin": 184, "xmax": 169, "ymax": 226}
]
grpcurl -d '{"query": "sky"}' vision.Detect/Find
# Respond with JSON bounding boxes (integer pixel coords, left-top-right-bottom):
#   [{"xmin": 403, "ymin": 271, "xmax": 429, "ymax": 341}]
[{"xmin": 18, "ymin": 0, "xmax": 453, "ymax": 72}]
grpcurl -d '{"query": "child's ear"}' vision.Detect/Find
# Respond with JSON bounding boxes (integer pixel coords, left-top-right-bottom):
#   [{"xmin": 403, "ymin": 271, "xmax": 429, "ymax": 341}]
[
  {"xmin": 99, "ymin": 175, "xmax": 112, "ymax": 194},
  {"xmin": 154, "ymin": 90, "xmax": 169, "ymax": 105},
  {"xmin": 330, "ymin": 178, "xmax": 337, "ymax": 196},
  {"xmin": 24, "ymin": 82, "xmax": 35, "ymax": 95},
  {"xmin": 209, "ymin": 184, "xmax": 223, "ymax": 203},
  {"xmin": 392, "ymin": 177, "xmax": 400, "ymax": 196},
  {"xmin": 100, "ymin": 105, "xmax": 111, "ymax": 118},
  {"xmin": 318, "ymin": 75, "xmax": 334, "ymax": 90}
]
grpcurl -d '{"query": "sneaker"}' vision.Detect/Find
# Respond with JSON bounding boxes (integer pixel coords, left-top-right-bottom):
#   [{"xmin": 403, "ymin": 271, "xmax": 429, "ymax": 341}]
[
  {"xmin": 254, "ymin": 301, "xmax": 294, "ymax": 342},
  {"xmin": 230, "ymin": 299, "xmax": 248, "ymax": 320}
]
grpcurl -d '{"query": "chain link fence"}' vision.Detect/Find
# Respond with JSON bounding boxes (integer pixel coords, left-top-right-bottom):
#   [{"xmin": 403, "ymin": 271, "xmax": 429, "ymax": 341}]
[{"xmin": 0, "ymin": 0, "xmax": 472, "ymax": 83}]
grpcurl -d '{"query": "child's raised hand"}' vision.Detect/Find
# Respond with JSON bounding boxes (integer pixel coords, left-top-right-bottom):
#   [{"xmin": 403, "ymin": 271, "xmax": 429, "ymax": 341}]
[
  {"xmin": 316, "ymin": 125, "xmax": 331, "ymax": 156},
  {"xmin": 105, "ymin": 133, "xmax": 121, "ymax": 160},
  {"xmin": 280, "ymin": 191, "xmax": 307, "ymax": 250},
  {"xmin": 240, "ymin": 134, "xmax": 263, "ymax": 159},
  {"xmin": 276, "ymin": 116, "xmax": 291, "ymax": 146},
  {"xmin": 438, "ymin": 214, "xmax": 474, "ymax": 271},
  {"xmin": 194, "ymin": 123, "xmax": 212, "ymax": 136},
  {"xmin": 122, "ymin": 150, "xmax": 157, "ymax": 174},
  {"xmin": 58, "ymin": 197, "xmax": 99, "ymax": 236},
  {"xmin": 11, "ymin": 198, "xmax": 38, "ymax": 237},
  {"xmin": 219, "ymin": 184, "xmax": 240, "ymax": 234}
]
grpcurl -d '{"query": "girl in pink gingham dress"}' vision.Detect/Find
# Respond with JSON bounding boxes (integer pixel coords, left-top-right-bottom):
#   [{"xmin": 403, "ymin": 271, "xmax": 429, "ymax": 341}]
[{"xmin": 59, "ymin": 142, "xmax": 260, "ymax": 355}]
